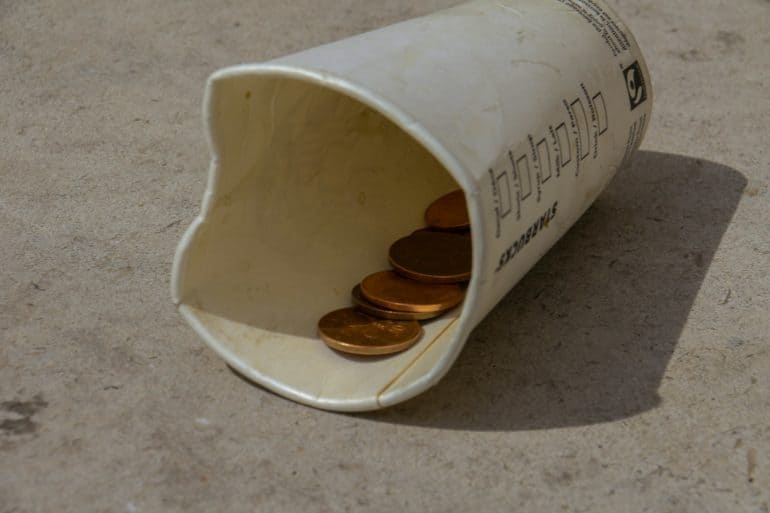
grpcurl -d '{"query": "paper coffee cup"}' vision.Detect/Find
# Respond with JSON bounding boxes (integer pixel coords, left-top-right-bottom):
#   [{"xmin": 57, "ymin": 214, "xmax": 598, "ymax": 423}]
[{"xmin": 171, "ymin": 0, "xmax": 653, "ymax": 411}]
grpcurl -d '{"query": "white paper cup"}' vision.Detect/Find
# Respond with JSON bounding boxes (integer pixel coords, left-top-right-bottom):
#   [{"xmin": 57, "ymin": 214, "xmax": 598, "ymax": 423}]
[{"xmin": 171, "ymin": 0, "xmax": 653, "ymax": 411}]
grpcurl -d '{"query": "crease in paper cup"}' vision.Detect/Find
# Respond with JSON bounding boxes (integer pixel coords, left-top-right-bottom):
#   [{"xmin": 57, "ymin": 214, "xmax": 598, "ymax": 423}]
[{"xmin": 171, "ymin": 0, "xmax": 653, "ymax": 411}]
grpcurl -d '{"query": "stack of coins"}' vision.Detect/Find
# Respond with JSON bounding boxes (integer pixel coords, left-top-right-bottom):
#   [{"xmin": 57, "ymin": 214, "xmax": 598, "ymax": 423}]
[{"xmin": 318, "ymin": 189, "xmax": 472, "ymax": 356}]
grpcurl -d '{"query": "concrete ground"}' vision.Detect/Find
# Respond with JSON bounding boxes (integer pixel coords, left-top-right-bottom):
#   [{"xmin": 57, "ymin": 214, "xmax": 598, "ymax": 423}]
[{"xmin": 1, "ymin": 0, "xmax": 768, "ymax": 511}]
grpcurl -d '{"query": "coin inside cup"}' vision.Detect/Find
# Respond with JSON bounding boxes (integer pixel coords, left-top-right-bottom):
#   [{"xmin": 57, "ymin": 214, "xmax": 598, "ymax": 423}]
[
  {"xmin": 424, "ymin": 189, "xmax": 470, "ymax": 231},
  {"xmin": 318, "ymin": 307, "xmax": 423, "ymax": 356},
  {"xmin": 389, "ymin": 230, "xmax": 471, "ymax": 283},
  {"xmin": 352, "ymin": 285, "xmax": 448, "ymax": 321},
  {"xmin": 360, "ymin": 270, "xmax": 465, "ymax": 314}
]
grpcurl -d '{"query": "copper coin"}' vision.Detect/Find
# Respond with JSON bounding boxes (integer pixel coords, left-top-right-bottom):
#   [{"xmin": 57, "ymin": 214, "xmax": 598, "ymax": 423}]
[
  {"xmin": 425, "ymin": 189, "xmax": 470, "ymax": 231},
  {"xmin": 318, "ymin": 308, "xmax": 423, "ymax": 356},
  {"xmin": 413, "ymin": 227, "xmax": 471, "ymax": 238},
  {"xmin": 360, "ymin": 271, "xmax": 465, "ymax": 313},
  {"xmin": 389, "ymin": 230, "xmax": 471, "ymax": 283},
  {"xmin": 351, "ymin": 285, "xmax": 448, "ymax": 321}
]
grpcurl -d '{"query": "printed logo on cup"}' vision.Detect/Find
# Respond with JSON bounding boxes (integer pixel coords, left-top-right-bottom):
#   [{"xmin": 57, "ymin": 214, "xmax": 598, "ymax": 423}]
[{"xmin": 623, "ymin": 61, "xmax": 647, "ymax": 111}]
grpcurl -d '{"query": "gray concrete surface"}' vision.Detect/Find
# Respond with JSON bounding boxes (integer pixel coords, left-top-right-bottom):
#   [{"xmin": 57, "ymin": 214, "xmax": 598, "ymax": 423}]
[{"xmin": 1, "ymin": 0, "xmax": 768, "ymax": 511}]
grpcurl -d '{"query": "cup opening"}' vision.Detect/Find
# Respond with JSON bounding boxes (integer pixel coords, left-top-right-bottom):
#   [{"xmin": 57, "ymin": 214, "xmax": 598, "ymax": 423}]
[{"xmin": 174, "ymin": 71, "xmax": 470, "ymax": 410}]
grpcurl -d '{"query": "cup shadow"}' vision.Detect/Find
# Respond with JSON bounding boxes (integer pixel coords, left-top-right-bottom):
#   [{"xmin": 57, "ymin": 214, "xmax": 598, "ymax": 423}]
[{"xmin": 362, "ymin": 151, "xmax": 747, "ymax": 431}]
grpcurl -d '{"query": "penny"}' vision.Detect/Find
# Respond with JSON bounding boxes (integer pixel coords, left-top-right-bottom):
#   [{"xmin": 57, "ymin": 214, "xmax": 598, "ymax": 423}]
[
  {"xmin": 389, "ymin": 230, "xmax": 471, "ymax": 283},
  {"xmin": 360, "ymin": 270, "xmax": 465, "ymax": 313},
  {"xmin": 351, "ymin": 285, "xmax": 448, "ymax": 321},
  {"xmin": 318, "ymin": 307, "xmax": 423, "ymax": 356},
  {"xmin": 412, "ymin": 227, "xmax": 471, "ymax": 238},
  {"xmin": 425, "ymin": 189, "xmax": 470, "ymax": 231}
]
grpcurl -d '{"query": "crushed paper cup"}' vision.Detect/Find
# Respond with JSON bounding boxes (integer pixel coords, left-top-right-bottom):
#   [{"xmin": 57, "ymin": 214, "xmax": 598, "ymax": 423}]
[{"xmin": 171, "ymin": 0, "xmax": 653, "ymax": 411}]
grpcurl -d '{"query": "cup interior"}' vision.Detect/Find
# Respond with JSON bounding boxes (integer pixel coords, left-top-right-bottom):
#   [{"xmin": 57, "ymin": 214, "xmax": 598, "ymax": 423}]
[{"xmin": 174, "ymin": 73, "xmax": 469, "ymax": 410}]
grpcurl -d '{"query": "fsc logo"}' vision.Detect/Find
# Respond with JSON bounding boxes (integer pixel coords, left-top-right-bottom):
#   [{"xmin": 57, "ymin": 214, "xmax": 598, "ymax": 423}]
[{"xmin": 623, "ymin": 61, "xmax": 648, "ymax": 111}]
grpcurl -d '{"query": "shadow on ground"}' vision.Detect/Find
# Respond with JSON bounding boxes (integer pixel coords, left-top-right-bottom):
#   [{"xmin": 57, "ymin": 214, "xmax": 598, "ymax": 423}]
[{"xmin": 362, "ymin": 151, "xmax": 746, "ymax": 431}]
